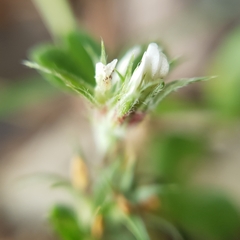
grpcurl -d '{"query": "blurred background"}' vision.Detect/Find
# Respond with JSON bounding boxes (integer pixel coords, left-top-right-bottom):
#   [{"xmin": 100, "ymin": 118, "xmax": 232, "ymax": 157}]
[{"xmin": 1, "ymin": 0, "xmax": 240, "ymax": 239}]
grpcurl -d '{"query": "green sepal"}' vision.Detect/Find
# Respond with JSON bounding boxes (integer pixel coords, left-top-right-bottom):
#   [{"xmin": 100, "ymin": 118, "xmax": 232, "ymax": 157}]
[{"xmin": 100, "ymin": 40, "xmax": 107, "ymax": 65}]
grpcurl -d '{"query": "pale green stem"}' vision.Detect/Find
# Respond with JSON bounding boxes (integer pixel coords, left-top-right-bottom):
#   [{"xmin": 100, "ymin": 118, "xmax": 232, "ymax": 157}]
[{"xmin": 32, "ymin": 0, "xmax": 77, "ymax": 40}]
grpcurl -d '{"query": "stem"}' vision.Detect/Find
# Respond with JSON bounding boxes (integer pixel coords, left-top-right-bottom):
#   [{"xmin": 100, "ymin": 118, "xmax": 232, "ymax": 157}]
[{"xmin": 32, "ymin": 0, "xmax": 77, "ymax": 40}]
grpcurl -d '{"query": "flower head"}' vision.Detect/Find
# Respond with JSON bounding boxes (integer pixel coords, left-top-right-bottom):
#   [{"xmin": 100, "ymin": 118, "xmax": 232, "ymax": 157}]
[{"xmin": 94, "ymin": 42, "xmax": 170, "ymax": 124}]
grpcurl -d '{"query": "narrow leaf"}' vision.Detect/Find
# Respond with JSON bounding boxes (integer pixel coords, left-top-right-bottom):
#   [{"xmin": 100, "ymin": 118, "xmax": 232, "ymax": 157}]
[
  {"xmin": 122, "ymin": 214, "xmax": 150, "ymax": 240},
  {"xmin": 146, "ymin": 214, "xmax": 184, "ymax": 240},
  {"xmin": 152, "ymin": 77, "xmax": 212, "ymax": 109}
]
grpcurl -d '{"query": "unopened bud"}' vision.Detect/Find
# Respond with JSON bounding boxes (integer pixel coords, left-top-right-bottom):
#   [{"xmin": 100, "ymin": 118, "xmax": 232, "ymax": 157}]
[
  {"xmin": 115, "ymin": 46, "xmax": 141, "ymax": 81},
  {"xmin": 115, "ymin": 43, "xmax": 169, "ymax": 120},
  {"xmin": 70, "ymin": 155, "xmax": 89, "ymax": 191},
  {"xmin": 140, "ymin": 196, "xmax": 161, "ymax": 212},
  {"xmin": 91, "ymin": 215, "xmax": 104, "ymax": 239},
  {"xmin": 116, "ymin": 195, "xmax": 132, "ymax": 214},
  {"xmin": 128, "ymin": 43, "xmax": 169, "ymax": 94}
]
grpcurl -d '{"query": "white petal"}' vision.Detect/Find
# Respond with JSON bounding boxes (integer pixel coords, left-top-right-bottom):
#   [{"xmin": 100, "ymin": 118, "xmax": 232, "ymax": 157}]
[
  {"xmin": 117, "ymin": 46, "xmax": 141, "ymax": 76},
  {"xmin": 95, "ymin": 59, "xmax": 118, "ymax": 92},
  {"xmin": 105, "ymin": 59, "xmax": 118, "ymax": 77},
  {"xmin": 95, "ymin": 62, "xmax": 105, "ymax": 84},
  {"xmin": 159, "ymin": 52, "xmax": 169, "ymax": 78},
  {"xmin": 145, "ymin": 43, "xmax": 161, "ymax": 78},
  {"xmin": 128, "ymin": 52, "xmax": 147, "ymax": 94}
]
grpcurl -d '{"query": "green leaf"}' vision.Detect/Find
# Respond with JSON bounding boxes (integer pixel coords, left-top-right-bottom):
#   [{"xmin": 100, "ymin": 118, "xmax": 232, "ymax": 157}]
[
  {"xmin": 64, "ymin": 31, "xmax": 97, "ymax": 85},
  {"xmin": 49, "ymin": 205, "xmax": 85, "ymax": 240},
  {"xmin": 121, "ymin": 214, "xmax": 150, "ymax": 240},
  {"xmin": 27, "ymin": 30, "xmax": 102, "ymax": 102},
  {"xmin": 152, "ymin": 77, "xmax": 212, "ymax": 110},
  {"xmin": 66, "ymin": 30, "xmax": 101, "ymax": 62},
  {"xmin": 24, "ymin": 61, "xmax": 97, "ymax": 105},
  {"xmin": 93, "ymin": 160, "xmax": 121, "ymax": 207},
  {"xmin": 30, "ymin": 45, "xmax": 88, "ymax": 82},
  {"xmin": 164, "ymin": 188, "xmax": 240, "ymax": 240}
]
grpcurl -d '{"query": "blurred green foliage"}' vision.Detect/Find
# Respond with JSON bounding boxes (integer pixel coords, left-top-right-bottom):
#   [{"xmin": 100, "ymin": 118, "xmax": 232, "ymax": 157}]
[
  {"xmin": 49, "ymin": 205, "xmax": 86, "ymax": 240},
  {"xmin": 163, "ymin": 188, "xmax": 240, "ymax": 240},
  {"xmin": 206, "ymin": 26, "xmax": 240, "ymax": 117},
  {"xmin": 41, "ymin": 26, "xmax": 240, "ymax": 239},
  {"xmin": 0, "ymin": 77, "xmax": 57, "ymax": 119},
  {"xmin": 150, "ymin": 133, "xmax": 207, "ymax": 183},
  {"xmin": 146, "ymin": 129, "xmax": 240, "ymax": 240},
  {"xmin": 16, "ymin": 14, "xmax": 240, "ymax": 240}
]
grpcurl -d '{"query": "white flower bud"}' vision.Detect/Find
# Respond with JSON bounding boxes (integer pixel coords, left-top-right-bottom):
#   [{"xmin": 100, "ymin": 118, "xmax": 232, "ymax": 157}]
[
  {"xmin": 127, "ymin": 43, "xmax": 169, "ymax": 94},
  {"xmin": 116, "ymin": 46, "xmax": 141, "ymax": 77},
  {"xmin": 95, "ymin": 59, "xmax": 118, "ymax": 92},
  {"xmin": 111, "ymin": 46, "xmax": 141, "ymax": 86}
]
